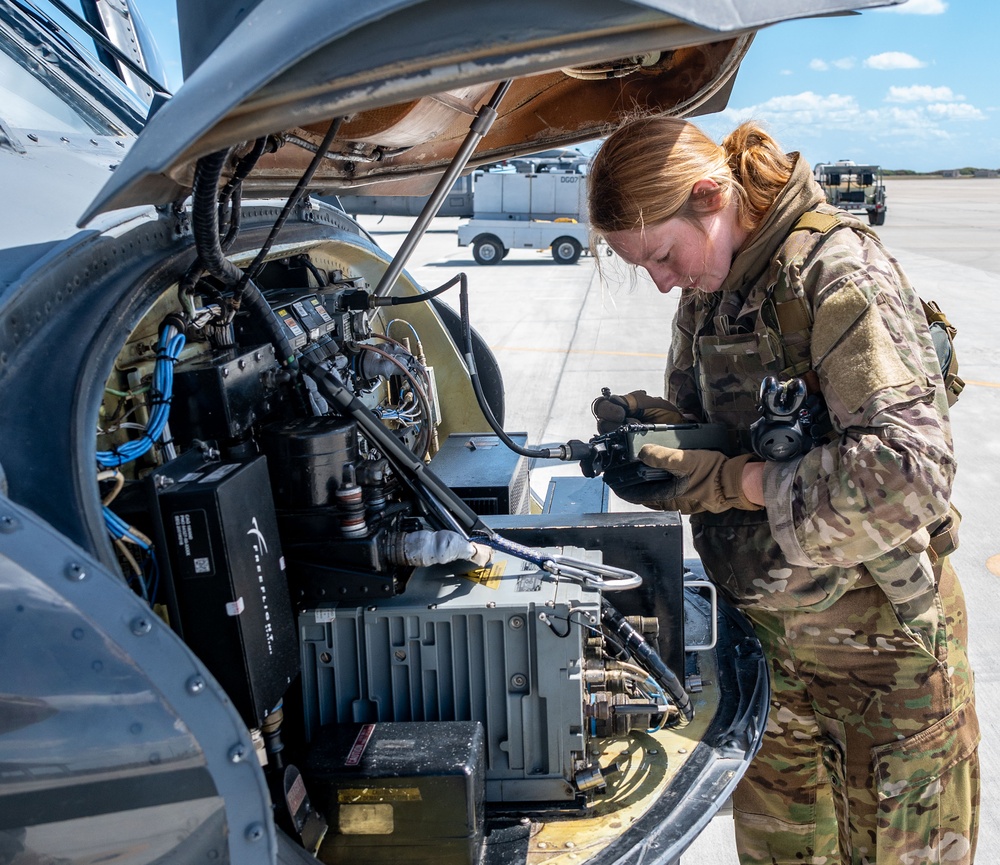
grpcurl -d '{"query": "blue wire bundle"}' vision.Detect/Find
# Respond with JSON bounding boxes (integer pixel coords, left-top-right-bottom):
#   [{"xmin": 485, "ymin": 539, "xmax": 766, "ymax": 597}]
[{"xmin": 96, "ymin": 325, "xmax": 185, "ymax": 468}]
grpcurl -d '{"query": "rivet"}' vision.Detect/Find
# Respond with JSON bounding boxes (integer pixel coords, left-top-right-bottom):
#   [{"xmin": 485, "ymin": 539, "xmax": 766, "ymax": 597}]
[
  {"xmin": 0, "ymin": 514, "xmax": 20, "ymax": 533},
  {"xmin": 186, "ymin": 674, "xmax": 206, "ymax": 694},
  {"xmin": 65, "ymin": 562, "xmax": 87, "ymax": 581},
  {"xmin": 509, "ymin": 616, "xmax": 524, "ymax": 629},
  {"xmin": 245, "ymin": 822, "xmax": 265, "ymax": 842},
  {"xmin": 130, "ymin": 616, "xmax": 152, "ymax": 635}
]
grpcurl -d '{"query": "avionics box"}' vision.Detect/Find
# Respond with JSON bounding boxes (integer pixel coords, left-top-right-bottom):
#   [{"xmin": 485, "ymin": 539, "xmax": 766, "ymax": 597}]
[
  {"xmin": 306, "ymin": 721, "xmax": 486, "ymax": 865},
  {"xmin": 148, "ymin": 451, "xmax": 299, "ymax": 726}
]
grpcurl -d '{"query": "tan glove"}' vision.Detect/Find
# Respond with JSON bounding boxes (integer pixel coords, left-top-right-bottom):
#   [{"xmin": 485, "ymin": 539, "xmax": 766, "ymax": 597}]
[
  {"xmin": 592, "ymin": 390, "xmax": 686, "ymax": 434},
  {"xmin": 634, "ymin": 446, "xmax": 763, "ymax": 514}
]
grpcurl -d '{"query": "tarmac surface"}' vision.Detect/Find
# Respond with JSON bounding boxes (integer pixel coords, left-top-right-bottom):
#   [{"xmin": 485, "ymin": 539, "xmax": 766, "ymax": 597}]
[{"xmin": 356, "ymin": 176, "xmax": 1000, "ymax": 863}]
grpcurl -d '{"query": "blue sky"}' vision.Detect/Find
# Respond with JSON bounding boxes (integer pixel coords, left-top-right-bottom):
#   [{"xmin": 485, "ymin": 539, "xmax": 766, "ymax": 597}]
[
  {"xmin": 694, "ymin": 0, "xmax": 999, "ymax": 172},
  {"xmin": 138, "ymin": 0, "xmax": 996, "ymax": 173}
]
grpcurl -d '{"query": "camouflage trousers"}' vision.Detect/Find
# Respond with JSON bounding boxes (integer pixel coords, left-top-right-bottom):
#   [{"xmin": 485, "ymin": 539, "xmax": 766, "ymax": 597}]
[{"xmin": 732, "ymin": 559, "xmax": 980, "ymax": 865}]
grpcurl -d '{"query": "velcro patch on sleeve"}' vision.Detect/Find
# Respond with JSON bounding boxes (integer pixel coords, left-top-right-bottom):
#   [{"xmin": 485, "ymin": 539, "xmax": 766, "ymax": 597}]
[{"xmin": 814, "ymin": 279, "xmax": 915, "ymax": 413}]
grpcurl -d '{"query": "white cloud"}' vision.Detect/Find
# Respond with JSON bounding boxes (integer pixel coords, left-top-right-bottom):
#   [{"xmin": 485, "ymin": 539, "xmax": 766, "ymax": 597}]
[
  {"xmin": 886, "ymin": 85, "xmax": 958, "ymax": 102},
  {"xmin": 926, "ymin": 103, "xmax": 986, "ymax": 121},
  {"xmin": 864, "ymin": 52, "xmax": 927, "ymax": 70},
  {"xmin": 714, "ymin": 92, "xmax": 868, "ymax": 137},
  {"xmin": 874, "ymin": 0, "xmax": 947, "ymax": 13},
  {"xmin": 810, "ymin": 57, "xmax": 856, "ymax": 72}
]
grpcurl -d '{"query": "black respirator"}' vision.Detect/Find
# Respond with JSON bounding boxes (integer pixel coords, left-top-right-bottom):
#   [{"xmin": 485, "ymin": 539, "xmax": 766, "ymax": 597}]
[{"xmin": 749, "ymin": 375, "xmax": 827, "ymax": 462}]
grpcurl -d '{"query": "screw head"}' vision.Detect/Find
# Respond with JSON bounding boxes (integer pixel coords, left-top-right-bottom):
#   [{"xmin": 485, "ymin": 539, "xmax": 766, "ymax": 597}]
[
  {"xmin": 245, "ymin": 822, "xmax": 265, "ymax": 842},
  {"xmin": 65, "ymin": 562, "xmax": 87, "ymax": 581},
  {"xmin": 0, "ymin": 515, "xmax": 20, "ymax": 533},
  {"xmin": 228, "ymin": 744, "xmax": 247, "ymax": 763},
  {"xmin": 130, "ymin": 616, "xmax": 152, "ymax": 636},
  {"xmin": 186, "ymin": 675, "xmax": 206, "ymax": 694}
]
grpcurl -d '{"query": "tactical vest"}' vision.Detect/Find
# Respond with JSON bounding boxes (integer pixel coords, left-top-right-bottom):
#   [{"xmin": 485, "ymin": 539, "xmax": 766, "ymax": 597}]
[
  {"xmin": 690, "ymin": 207, "xmax": 959, "ymax": 611},
  {"xmin": 775, "ymin": 210, "xmax": 964, "ymax": 407}
]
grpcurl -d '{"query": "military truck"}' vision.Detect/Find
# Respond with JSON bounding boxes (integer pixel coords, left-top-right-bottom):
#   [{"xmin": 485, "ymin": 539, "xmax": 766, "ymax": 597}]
[{"xmin": 814, "ymin": 160, "xmax": 887, "ymax": 226}]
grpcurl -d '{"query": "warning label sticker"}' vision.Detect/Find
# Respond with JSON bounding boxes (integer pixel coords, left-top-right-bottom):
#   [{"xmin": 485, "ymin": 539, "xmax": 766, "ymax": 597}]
[{"xmin": 462, "ymin": 560, "xmax": 505, "ymax": 589}]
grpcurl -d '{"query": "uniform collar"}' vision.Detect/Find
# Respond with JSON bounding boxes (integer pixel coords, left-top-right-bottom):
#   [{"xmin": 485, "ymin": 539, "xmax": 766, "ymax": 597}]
[{"xmin": 719, "ymin": 153, "xmax": 826, "ymax": 297}]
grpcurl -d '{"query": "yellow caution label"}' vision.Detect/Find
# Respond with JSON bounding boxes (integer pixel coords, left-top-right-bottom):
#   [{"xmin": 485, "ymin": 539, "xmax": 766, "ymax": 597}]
[{"xmin": 463, "ymin": 560, "xmax": 505, "ymax": 589}]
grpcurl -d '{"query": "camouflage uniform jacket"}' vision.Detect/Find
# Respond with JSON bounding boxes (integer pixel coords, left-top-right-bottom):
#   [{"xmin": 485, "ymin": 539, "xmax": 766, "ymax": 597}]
[{"xmin": 666, "ymin": 155, "xmax": 955, "ymax": 611}]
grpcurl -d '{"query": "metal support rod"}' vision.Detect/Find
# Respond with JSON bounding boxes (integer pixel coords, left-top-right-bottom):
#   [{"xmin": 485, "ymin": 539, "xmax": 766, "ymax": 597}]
[{"xmin": 373, "ymin": 80, "xmax": 512, "ymax": 298}]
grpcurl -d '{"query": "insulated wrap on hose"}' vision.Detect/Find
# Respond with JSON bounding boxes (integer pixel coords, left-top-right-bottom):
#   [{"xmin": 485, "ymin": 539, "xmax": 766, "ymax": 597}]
[{"xmin": 601, "ymin": 599, "xmax": 694, "ymax": 726}]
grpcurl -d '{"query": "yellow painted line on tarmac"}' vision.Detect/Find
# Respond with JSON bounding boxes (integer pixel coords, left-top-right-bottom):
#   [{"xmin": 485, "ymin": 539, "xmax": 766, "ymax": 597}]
[
  {"xmin": 492, "ymin": 345, "xmax": 669, "ymax": 359},
  {"xmin": 964, "ymin": 380, "xmax": 1000, "ymax": 389}
]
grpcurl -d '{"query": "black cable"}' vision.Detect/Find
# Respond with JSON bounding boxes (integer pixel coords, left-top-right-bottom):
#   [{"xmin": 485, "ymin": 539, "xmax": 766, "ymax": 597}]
[
  {"xmin": 221, "ymin": 184, "xmax": 242, "ymax": 251},
  {"xmin": 601, "ymin": 599, "xmax": 693, "ymax": 726},
  {"xmin": 456, "ymin": 274, "xmax": 591, "ymax": 462},
  {"xmin": 299, "ymin": 355, "xmax": 487, "ymax": 536},
  {"xmin": 191, "ymin": 149, "xmax": 244, "ymax": 286},
  {"xmin": 190, "ymin": 148, "xmax": 297, "ymax": 367},
  {"xmin": 369, "ymin": 273, "xmax": 463, "ymax": 306},
  {"xmin": 300, "ymin": 257, "xmax": 329, "ymax": 287},
  {"xmin": 240, "ymin": 118, "xmax": 345, "ymax": 291}
]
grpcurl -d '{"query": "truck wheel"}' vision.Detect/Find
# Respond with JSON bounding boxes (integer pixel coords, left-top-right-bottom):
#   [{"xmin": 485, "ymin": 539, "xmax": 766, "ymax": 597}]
[
  {"xmin": 473, "ymin": 235, "xmax": 504, "ymax": 265},
  {"xmin": 552, "ymin": 236, "xmax": 582, "ymax": 264},
  {"xmin": 868, "ymin": 210, "xmax": 886, "ymax": 226}
]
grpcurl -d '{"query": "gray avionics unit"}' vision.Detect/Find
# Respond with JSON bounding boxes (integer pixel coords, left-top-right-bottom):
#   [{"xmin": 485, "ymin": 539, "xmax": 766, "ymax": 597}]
[{"xmin": 299, "ymin": 547, "xmax": 601, "ymax": 803}]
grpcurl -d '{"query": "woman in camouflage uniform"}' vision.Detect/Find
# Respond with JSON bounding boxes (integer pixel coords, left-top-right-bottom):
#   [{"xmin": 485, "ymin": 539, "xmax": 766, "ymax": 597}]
[{"xmin": 588, "ymin": 117, "xmax": 979, "ymax": 865}]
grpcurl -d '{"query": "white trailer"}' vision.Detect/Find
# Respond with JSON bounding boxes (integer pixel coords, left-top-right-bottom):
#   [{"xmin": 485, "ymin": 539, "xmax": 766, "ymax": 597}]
[
  {"xmin": 456, "ymin": 171, "xmax": 596, "ymax": 264},
  {"xmin": 457, "ymin": 218, "xmax": 592, "ymax": 264}
]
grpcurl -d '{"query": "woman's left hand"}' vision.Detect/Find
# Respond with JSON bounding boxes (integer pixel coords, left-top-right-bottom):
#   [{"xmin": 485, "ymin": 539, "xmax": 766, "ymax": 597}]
[{"xmin": 636, "ymin": 445, "xmax": 764, "ymax": 513}]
